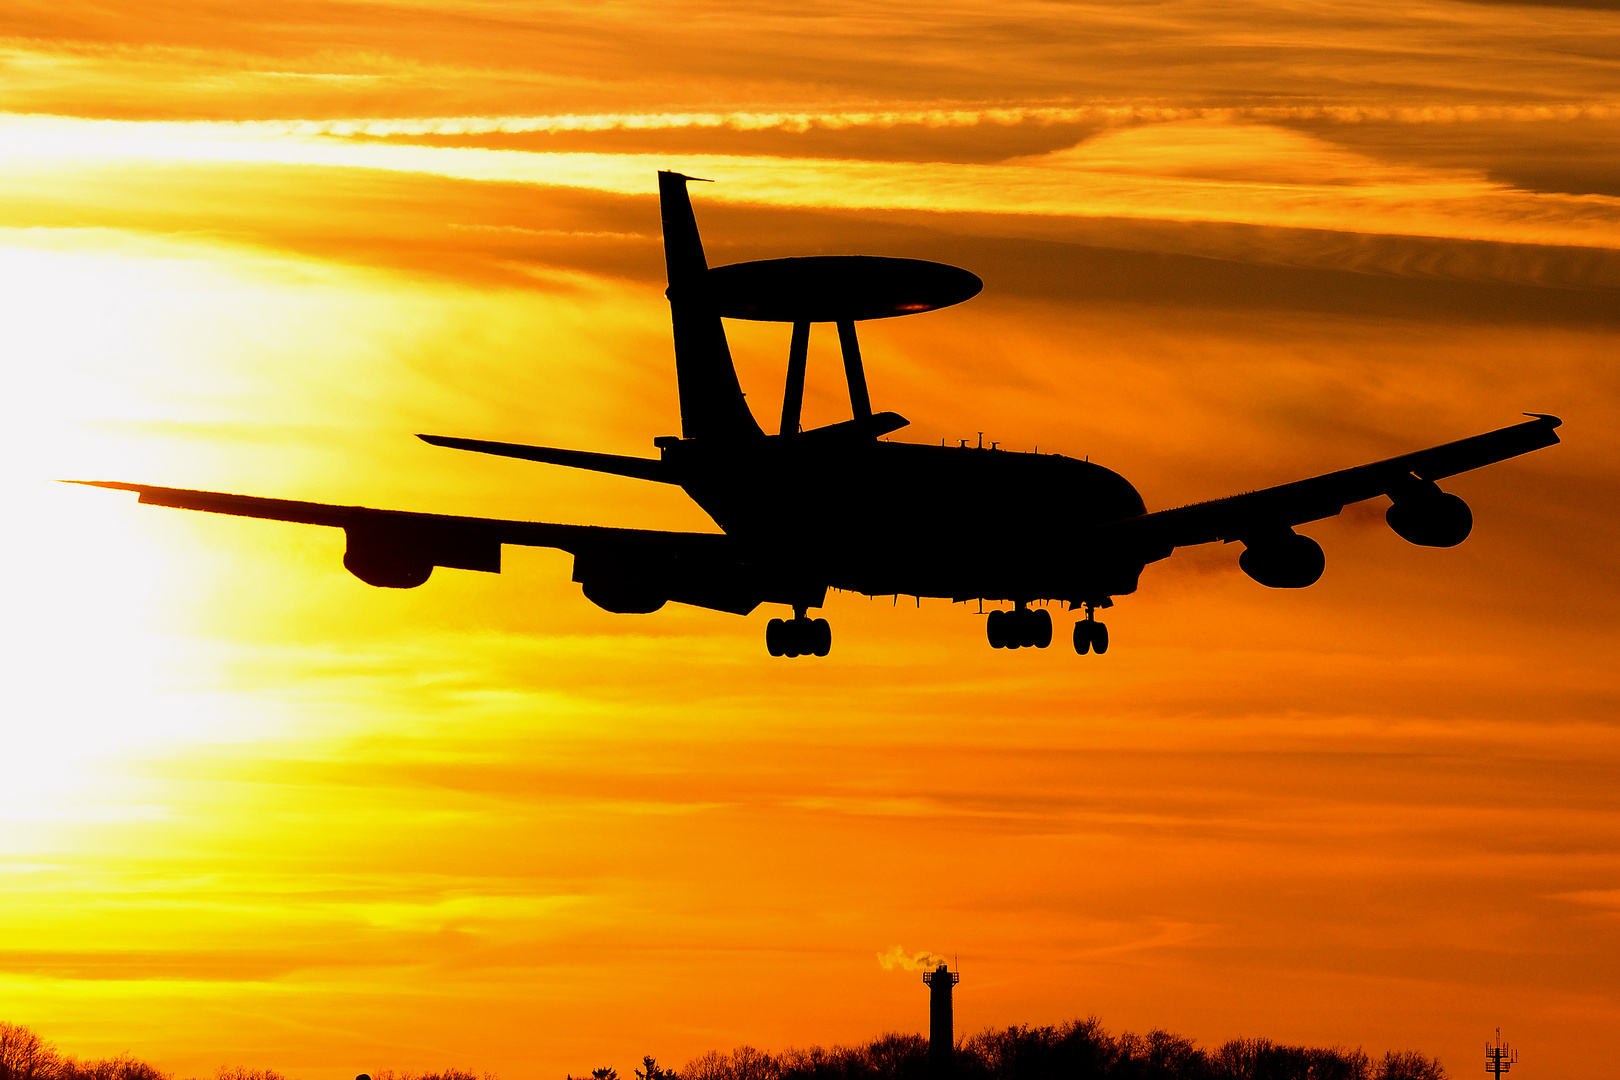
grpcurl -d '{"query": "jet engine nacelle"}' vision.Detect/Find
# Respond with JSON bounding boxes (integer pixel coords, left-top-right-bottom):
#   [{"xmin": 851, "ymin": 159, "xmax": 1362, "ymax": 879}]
[
  {"xmin": 343, "ymin": 527, "xmax": 433, "ymax": 588},
  {"xmin": 1238, "ymin": 530, "xmax": 1325, "ymax": 589},
  {"xmin": 580, "ymin": 577, "xmax": 667, "ymax": 614},
  {"xmin": 1386, "ymin": 488, "xmax": 1472, "ymax": 547},
  {"xmin": 572, "ymin": 550, "xmax": 670, "ymax": 613},
  {"xmin": 341, "ymin": 523, "xmax": 500, "ymax": 588}
]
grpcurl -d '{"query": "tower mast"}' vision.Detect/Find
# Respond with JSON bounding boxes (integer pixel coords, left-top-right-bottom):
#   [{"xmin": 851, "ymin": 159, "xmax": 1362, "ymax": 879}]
[{"xmin": 1486, "ymin": 1027, "xmax": 1517, "ymax": 1080}]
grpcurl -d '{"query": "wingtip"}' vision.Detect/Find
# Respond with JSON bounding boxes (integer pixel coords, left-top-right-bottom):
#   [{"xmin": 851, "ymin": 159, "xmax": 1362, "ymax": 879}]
[
  {"xmin": 1524, "ymin": 412, "xmax": 1563, "ymax": 428},
  {"xmin": 57, "ymin": 479, "xmax": 141, "ymax": 491}
]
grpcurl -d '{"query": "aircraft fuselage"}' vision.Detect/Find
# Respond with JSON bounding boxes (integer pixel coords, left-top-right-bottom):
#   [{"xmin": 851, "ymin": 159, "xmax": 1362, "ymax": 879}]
[{"xmin": 668, "ymin": 436, "xmax": 1149, "ymax": 604}]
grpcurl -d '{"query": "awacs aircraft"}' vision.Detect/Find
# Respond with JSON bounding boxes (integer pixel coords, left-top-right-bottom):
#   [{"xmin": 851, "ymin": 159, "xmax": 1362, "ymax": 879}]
[{"xmin": 76, "ymin": 171, "xmax": 1563, "ymax": 657}]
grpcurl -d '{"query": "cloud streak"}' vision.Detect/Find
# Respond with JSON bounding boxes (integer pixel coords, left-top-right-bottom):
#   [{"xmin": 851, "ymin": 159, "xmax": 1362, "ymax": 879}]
[
  {"xmin": 7, "ymin": 114, "xmax": 1620, "ymax": 252},
  {"xmin": 112, "ymin": 101, "xmax": 1620, "ymax": 139}
]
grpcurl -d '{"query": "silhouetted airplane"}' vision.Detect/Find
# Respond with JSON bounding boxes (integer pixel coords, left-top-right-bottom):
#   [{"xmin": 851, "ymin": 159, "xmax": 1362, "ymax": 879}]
[{"xmin": 75, "ymin": 172, "xmax": 1563, "ymax": 657}]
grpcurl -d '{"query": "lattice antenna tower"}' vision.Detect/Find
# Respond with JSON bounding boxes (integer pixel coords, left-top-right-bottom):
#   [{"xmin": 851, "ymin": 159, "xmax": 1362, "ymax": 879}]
[{"xmin": 1486, "ymin": 1027, "xmax": 1517, "ymax": 1080}]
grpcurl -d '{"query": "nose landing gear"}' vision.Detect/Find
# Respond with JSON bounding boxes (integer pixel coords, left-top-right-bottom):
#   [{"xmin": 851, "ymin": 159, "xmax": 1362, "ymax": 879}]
[
  {"xmin": 986, "ymin": 603, "xmax": 1053, "ymax": 649},
  {"xmin": 766, "ymin": 609, "xmax": 832, "ymax": 657},
  {"xmin": 1073, "ymin": 602, "xmax": 1108, "ymax": 655}
]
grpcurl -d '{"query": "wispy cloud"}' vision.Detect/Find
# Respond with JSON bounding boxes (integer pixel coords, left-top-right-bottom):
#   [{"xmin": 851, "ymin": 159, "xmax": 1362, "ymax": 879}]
[
  {"xmin": 141, "ymin": 101, "xmax": 1620, "ymax": 139},
  {"xmin": 1556, "ymin": 888, "xmax": 1620, "ymax": 910},
  {"xmin": 7, "ymin": 114, "xmax": 1620, "ymax": 251}
]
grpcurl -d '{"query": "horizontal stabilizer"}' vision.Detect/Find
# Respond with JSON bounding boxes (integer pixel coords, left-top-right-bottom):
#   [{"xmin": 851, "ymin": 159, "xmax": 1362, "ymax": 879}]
[
  {"xmin": 417, "ymin": 434, "xmax": 678, "ymax": 483},
  {"xmin": 796, "ymin": 411, "xmax": 911, "ymax": 442}
]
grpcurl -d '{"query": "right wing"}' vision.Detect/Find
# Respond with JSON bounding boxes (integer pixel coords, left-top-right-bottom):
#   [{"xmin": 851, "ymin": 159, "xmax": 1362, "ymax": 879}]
[
  {"xmin": 69, "ymin": 481, "xmax": 770, "ymax": 614},
  {"xmin": 1096, "ymin": 413, "xmax": 1562, "ymax": 559}
]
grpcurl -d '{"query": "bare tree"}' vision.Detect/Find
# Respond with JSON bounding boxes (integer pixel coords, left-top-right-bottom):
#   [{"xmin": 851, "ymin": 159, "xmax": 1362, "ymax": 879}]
[
  {"xmin": 1376, "ymin": 1051, "xmax": 1446, "ymax": 1080},
  {"xmin": 0, "ymin": 1023, "xmax": 61, "ymax": 1080},
  {"xmin": 59, "ymin": 1054, "xmax": 170, "ymax": 1080}
]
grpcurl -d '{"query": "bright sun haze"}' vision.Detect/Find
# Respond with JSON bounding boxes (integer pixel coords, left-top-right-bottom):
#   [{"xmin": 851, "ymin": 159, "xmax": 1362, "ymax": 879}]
[{"xmin": 1, "ymin": 3, "xmax": 1617, "ymax": 1079}]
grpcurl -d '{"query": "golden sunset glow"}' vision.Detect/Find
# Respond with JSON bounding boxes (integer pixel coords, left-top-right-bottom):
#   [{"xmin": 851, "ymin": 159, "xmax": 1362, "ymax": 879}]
[{"xmin": 2, "ymin": 3, "xmax": 1618, "ymax": 1080}]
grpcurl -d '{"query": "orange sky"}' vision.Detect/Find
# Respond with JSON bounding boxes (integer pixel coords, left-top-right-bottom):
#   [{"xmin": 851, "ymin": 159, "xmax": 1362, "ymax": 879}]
[{"xmin": 2, "ymin": 3, "xmax": 1618, "ymax": 1079}]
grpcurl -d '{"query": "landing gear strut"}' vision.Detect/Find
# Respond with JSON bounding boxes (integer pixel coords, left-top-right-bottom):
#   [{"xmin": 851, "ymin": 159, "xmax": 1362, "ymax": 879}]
[
  {"xmin": 986, "ymin": 603, "xmax": 1053, "ymax": 650},
  {"xmin": 766, "ymin": 608, "xmax": 831, "ymax": 658},
  {"xmin": 1073, "ymin": 602, "xmax": 1109, "ymax": 655}
]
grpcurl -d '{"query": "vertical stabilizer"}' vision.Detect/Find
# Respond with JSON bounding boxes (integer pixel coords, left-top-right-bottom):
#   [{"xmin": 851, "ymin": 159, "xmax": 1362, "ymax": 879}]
[{"xmin": 659, "ymin": 171, "xmax": 763, "ymax": 441}]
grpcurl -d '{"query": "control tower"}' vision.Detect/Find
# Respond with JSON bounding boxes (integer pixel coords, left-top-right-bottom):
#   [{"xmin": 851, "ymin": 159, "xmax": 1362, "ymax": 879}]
[{"xmin": 921, "ymin": 962, "xmax": 960, "ymax": 1065}]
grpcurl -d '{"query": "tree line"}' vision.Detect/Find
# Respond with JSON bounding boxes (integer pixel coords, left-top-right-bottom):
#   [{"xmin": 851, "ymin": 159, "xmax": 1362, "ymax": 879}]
[
  {"xmin": 0, "ymin": 1024, "xmax": 485, "ymax": 1080},
  {"xmin": 667, "ymin": 1021, "xmax": 1445, "ymax": 1080},
  {"xmin": 3, "ymin": 1018, "xmax": 1448, "ymax": 1080}
]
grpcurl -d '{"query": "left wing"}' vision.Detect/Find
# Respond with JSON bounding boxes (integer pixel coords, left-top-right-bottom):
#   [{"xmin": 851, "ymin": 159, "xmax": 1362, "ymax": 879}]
[
  {"xmin": 1093, "ymin": 414, "xmax": 1561, "ymax": 576},
  {"xmin": 68, "ymin": 481, "xmax": 769, "ymax": 614}
]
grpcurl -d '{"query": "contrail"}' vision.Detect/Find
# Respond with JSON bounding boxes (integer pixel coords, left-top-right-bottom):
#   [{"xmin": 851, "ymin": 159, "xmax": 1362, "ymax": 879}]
[{"xmin": 24, "ymin": 100, "xmax": 1608, "ymax": 141}]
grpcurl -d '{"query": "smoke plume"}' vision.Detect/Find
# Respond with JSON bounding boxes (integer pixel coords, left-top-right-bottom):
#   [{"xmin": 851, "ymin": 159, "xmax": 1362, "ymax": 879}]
[{"xmin": 877, "ymin": 946, "xmax": 948, "ymax": 972}]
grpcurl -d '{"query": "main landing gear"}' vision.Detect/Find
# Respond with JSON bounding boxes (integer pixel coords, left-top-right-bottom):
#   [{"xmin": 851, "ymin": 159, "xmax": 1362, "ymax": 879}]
[
  {"xmin": 767, "ymin": 612, "xmax": 831, "ymax": 657},
  {"xmin": 987, "ymin": 603, "xmax": 1053, "ymax": 649},
  {"xmin": 1073, "ymin": 603, "xmax": 1108, "ymax": 655},
  {"xmin": 985, "ymin": 601, "xmax": 1111, "ymax": 655}
]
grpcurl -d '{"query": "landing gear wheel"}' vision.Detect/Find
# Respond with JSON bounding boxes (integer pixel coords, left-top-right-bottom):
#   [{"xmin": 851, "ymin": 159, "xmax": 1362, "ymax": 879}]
[
  {"xmin": 811, "ymin": 618, "xmax": 832, "ymax": 657},
  {"xmin": 768, "ymin": 615, "xmax": 831, "ymax": 658},
  {"xmin": 986, "ymin": 608, "xmax": 1007, "ymax": 649},
  {"xmin": 1092, "ymin": 622, "xmax": 1109, "ymax": 654},
  {"xmin": 1073, "ymin": 620, "xmax": 1093, "ymax": 655},
  {"xmin": 766, "ymin": 618, "xmax": 786, "ymax": 656},
  {"xmin": 1032, "ymin": 608, "xmax": 1053, "ymax": 649},
  {"xmin": 989, "ymin": 605, "xmax": 1055, "ymax": 650}
]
